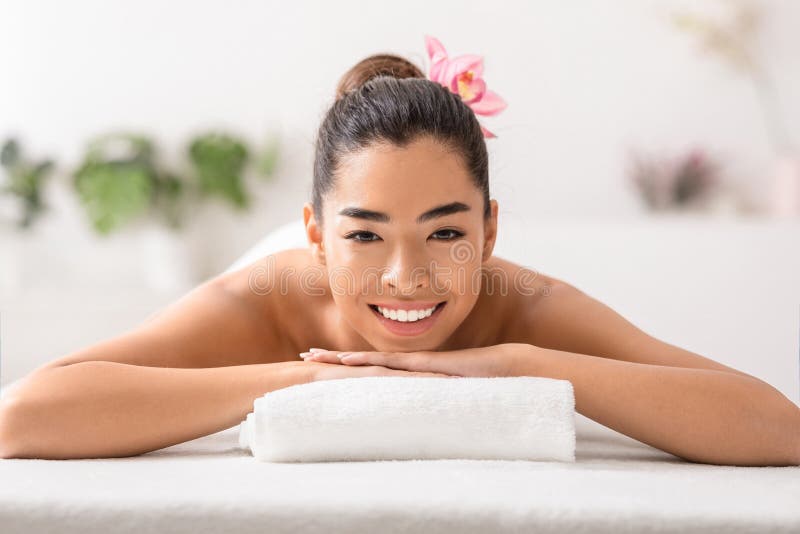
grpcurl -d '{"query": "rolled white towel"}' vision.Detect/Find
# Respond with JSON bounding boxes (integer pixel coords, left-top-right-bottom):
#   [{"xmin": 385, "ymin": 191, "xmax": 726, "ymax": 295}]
[
  {"xmin": 238, "ymin": 412, "xmax": 254, "ymax": 450},
  {"xmin": 239, "ymin": 376, "xmax": 576, "ymax": 462}
]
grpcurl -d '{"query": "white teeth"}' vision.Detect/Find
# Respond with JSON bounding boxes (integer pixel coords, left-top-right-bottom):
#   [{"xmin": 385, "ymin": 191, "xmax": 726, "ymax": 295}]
[{"xmin": 376, "ymin": 304, "xmax": 438, "ymax": 322}]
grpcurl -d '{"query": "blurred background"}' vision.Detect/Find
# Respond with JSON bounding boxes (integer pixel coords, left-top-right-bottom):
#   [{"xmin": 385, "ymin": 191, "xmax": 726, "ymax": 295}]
[{"xmin": 1, "ymin": 1, "xmax": 799, "ymax": 401}]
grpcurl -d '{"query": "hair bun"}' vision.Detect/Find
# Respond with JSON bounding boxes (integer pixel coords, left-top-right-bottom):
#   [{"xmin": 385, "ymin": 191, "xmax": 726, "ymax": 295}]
[{"xmin": 335, "ymin": 54, "xmax": 425, "ymax": 100}]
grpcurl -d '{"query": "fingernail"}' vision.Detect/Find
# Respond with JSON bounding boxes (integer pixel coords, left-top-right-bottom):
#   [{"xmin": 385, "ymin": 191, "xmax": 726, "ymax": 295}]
[
  {"xmin": 299, "ymin": 352, "xmax": 313, "ymax": 358},
  {"xmin": 336, "ymin": 352, "xmax": 352, "ymax": 359},
  {"xmin": 309, "ymin": 347, "xmax": 326, "ymax": 352}
]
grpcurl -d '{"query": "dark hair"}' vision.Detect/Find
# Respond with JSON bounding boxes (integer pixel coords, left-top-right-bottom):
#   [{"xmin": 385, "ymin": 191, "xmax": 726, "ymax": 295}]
[{"xmin": 312, "ymin": 53, "xmax": 490, "ymax": 229}]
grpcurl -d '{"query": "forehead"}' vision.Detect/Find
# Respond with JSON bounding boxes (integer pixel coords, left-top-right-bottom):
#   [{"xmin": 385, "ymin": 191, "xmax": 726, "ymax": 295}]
[{"xmin": 330, "ymin": 137, "xmax": 477, "ymax": 217}]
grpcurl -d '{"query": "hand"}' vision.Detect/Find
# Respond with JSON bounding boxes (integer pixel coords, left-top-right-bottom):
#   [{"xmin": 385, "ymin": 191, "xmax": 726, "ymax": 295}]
[
  {"xmin": 298, "ymin": 343, "xmax": 537, "ymax": 378},
  {"xmin": 302, "ymin": 360, "xmax": 456, "ymax": 383}
]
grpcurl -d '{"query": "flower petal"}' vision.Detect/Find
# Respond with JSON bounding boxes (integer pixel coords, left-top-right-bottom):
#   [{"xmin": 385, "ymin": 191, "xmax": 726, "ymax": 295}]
[
  {"xmin": 480, "ymin": 124, "xmax": 497, "ymax": 138},
  {"xmin": 443, "ymin": 54, "xmax": 485, "ymax": 91},
  {"xmin": 425, "ymin": 35, "xmax": 449, "ymax": 82},
  {"xmin": 469, "ymin": 90, "xmax": 507, "ymax": 116},
  {"xmin": 449, "ymin": 54, "xmax": 484, "ymax": 78},
  {"xmin": 460, "ymin": 77, "xmax": 486, "ymax": 104},
  {"xmin": 430, "ymin": 58, "xmax": 449, "ymax": 85},
  {"xmin": 425, "ymin": 35, "xmax": 448, "ymax": 61}
]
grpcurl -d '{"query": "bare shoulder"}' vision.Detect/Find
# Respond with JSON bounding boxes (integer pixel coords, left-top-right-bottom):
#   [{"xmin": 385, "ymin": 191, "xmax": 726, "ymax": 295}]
[
  {"xmin": 474, "ymin": 255, "xmax": 560, "ymax": 344},
  {"xmin": 498, "ymin": 266, "xmax": 638, "ymax": 355},
  {"xmin": 219, "ymin": 247, "xmax": 327, "ymax": 311},
  {"xmin": 496, "ymin": 258, "xmax": 760, "ymax": 381},
  {"xmin": 481, "ymin": 255, "xmax": 560, "ymax": 298},
  {"xmin": 217, "ymin": 247, "xmax": 319, "ymax": 307},
  {"xmin": 217, "ymin": 247, "xmax": 330, "ymax": 355}
]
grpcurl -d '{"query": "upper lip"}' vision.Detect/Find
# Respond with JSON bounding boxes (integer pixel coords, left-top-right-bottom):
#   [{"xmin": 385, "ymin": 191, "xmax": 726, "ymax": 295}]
[{"xmin": 369, "ymin": 301, "xmax": 444, "ymax": 310}]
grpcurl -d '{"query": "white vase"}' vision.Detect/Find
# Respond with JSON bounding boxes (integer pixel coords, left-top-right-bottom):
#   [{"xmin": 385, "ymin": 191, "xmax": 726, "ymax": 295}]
[
  {"xmin": 137, "ymin": 223, "xmax": 198, "ymax": 292},
  {"xmin": 769, "ymin": 154, "xmax": 800, "ymax": 217},
  {"xmin": 0, "ymin": 226, "xmax": 24, "ymax": 294},
  {"xmin": 0, "ymin": 219, "xmax": 53, "ymax": 295}
]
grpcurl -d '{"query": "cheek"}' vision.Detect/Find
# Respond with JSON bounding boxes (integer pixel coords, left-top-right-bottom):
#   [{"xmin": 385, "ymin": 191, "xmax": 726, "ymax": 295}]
[
  {"xmin": 432, "ymin": 254, "xmax": 483, "ymax": 297},
  {"xmin": 439, "ymin": 237, "xmax": 480, "ymax": 265},
  {"xmin": 325, "ymin": 254, "xmax": 374, "ymax": 294},
  {"xmin": 332, "ymin": 295, "xmax": 369, "ymax": 327}
]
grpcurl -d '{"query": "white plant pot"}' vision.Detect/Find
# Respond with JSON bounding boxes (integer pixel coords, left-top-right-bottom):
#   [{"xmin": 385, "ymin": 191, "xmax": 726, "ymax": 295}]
[
  {"xmin": 0, "ymin": 226, "xmax": 24, "ymax": 294},
  {"xmin": 0, "ymin": 221, "xmax": 53, "ymax": 295},
  {"xmin": 137, "ymin": 223, "xmax": 198, "ymax": 292}
]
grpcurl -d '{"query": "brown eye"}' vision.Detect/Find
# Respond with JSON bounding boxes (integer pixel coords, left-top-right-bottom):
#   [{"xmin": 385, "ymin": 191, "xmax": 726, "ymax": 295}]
[
  {"xmin": 344, "ymin": 231, "xmax": 380, "ymax": 242},
  {"xmin": 430, "ymin": 229, "xmax": 463, "ymax": 240}
]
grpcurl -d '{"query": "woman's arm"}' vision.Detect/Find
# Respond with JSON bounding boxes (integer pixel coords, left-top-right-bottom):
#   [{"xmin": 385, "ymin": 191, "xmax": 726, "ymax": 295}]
[
  {"xmin": 0, "ymin": 359, "xmax": 453, "ymax": 460},
  {"xmin": 0, "ymin": 360, "xmax": 314, "ymax": 459},
  {"xmin": 526, "ymin": 345, "xmax": 800, "ymax": 467},
  {"xmin": 0, "ymin": 254, "xmax": 305, "ymax": 459},
  {"xmin": 521, "ymin": 279, "xmax": 800, "ymax": 466}
]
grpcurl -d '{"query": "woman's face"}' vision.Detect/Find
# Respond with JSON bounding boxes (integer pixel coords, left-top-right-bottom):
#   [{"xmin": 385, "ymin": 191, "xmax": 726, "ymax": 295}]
[{"xmin": 304, "ymin": 135, "xmax": 498, "ymax": 352}]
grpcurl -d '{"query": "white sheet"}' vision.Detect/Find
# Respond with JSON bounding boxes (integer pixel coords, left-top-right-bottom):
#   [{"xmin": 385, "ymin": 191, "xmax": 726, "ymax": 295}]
[{"xmin": 1, "ymin": 414, "xmax": 798, "ymax": 533}]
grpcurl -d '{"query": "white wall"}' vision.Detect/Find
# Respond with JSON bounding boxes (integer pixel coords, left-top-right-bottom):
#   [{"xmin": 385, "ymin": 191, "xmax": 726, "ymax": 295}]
[
  {"xmin": 2, "ymin": 0, "xmax": 799, "ymax": 258},
  {"xmin": 1, "ymin": 1, "xmax": 799, "ymax": 397}
]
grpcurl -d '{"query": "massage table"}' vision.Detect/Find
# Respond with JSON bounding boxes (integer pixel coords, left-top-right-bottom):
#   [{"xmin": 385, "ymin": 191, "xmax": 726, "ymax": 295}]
[{"xmin": 1, "ymin": 413, "xmax": 798, "ymax": 533}]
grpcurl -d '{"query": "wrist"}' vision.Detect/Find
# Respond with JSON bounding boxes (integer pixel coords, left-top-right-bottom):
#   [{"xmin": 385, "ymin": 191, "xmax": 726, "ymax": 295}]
[
  {"xmin": 270, "ymin": 360, "xmax": 317, "ymax": 388},
  {"xmin": 508, "ymin": 343, "xmax": 545, "ymax": 377}
]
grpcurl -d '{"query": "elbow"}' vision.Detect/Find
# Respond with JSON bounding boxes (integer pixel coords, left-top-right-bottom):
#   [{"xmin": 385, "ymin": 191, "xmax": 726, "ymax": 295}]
[
  {"xmin": 747, "ymin": 405, "xmax": 800, "ymax": 467},
  {"xmin": 743, "ymin": 405, "xmax": 800, "ymax": 467},
  {"xmin": 771, "ymin": 397, "xmax": 800, "ymax": 466},
  {"xmin": 676, "ymin": 393, "xmax": 800, "ymax": 467},
  {"xmin": 739, "ymin": 384, "xmax": 800, "ymax": 467}
]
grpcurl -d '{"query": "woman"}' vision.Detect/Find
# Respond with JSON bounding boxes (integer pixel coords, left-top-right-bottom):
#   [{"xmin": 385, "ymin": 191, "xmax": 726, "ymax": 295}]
[{"xmin": 1, "ymin": 53, "xmax": 798, "ymax": 466}]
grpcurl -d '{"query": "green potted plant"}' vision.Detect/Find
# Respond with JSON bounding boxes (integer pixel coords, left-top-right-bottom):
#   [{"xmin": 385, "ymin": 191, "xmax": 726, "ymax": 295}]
[
  {"xmin": 72, "ymin": 132, "xmax": 195, "ymax": 290},
  {"xmin": 188, "ymin": 132, "xmax": 250, "ymax": 209},
  {"xmin": 66, "ymin": 128, "xmax": 282, "ymax": 288},
  {"xmin": 256, "ymin": 133, "xmax": 281, "ymax": 180},
  {"xmin": 0, "ymin": 137, "xmax": 57, "ymax": 292},
  {"xmin": 73, "ymin": 133, "xmax": 184, "ymax": 235},
  {"xmin": 1, "ymin": 138, "xmax": 55, "ymax": 229}
]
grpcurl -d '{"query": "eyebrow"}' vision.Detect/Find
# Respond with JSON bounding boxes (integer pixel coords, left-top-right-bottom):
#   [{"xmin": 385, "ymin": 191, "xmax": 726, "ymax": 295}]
[{"xmin": 338, "ymin": 202, "xmax": 471, "ymax": 224}]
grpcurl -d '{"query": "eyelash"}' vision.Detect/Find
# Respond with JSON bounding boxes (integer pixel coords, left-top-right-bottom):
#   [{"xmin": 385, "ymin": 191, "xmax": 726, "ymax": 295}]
[{"xmin": 344, "ymin": 229, "xmax": 464, "ymax": 242}]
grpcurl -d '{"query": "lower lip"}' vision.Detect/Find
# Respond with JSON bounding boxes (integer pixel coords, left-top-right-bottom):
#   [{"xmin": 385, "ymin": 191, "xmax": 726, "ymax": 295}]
[{"xmin": 369, "ymin": 302, "xmax": 446, "ymax": 337}]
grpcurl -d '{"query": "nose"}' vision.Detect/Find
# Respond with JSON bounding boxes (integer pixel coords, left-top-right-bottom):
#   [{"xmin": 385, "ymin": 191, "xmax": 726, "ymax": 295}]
[{"xmin": 382, "ymin": 248, "xmax": 430, "ymax": 295}]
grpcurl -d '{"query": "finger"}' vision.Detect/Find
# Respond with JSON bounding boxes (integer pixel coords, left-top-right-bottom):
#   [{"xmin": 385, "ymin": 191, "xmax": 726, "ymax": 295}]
[
  {"xmin": 300, "ymin": 350, "xmax": 350, "ymax": 364},
  {"xmin": 340, "ymin": 350, "xmax": 455, "ymax": 375},
  {"xmin": 305, "ymin": 349, "xmax": 346, "ymax": 358},
  {"xmin": 337, "ymin": 351, "xmax": 417, "ymax": 369}
]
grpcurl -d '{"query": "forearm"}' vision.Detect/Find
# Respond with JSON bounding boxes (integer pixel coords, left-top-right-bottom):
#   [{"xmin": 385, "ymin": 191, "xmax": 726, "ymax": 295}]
[
  {"xmin": 524, "ymin": 346, "xmax": 800, "ymax": 466},
  {"xmin": 0, "ymin": 360, "xmax": 313, "ymax": 459}
]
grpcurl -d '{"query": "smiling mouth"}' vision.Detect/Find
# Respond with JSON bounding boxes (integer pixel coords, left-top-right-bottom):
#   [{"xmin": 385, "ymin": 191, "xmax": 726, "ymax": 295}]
[
  {"xmin": 367, "ymin": 301, "xmax": 447, "ymax": 336},
  {"xmin": 367, "ymin": 301, "xmax": 446, "ymax": 322}
]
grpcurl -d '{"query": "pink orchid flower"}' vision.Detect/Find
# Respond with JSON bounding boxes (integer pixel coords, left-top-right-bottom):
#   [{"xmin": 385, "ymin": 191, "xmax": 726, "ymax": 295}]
[{"xmin": 425, "ymin": 35, "xmax": 507, "ymax": 138}]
